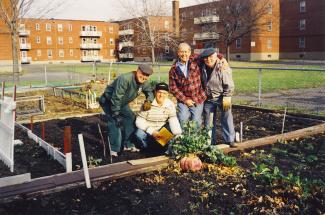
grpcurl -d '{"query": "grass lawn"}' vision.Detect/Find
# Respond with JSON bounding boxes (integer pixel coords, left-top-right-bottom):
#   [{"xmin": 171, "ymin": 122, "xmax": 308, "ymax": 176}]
[{"xmin": 4, "ymin": 61, "xmax": 325, "ymax": 93}]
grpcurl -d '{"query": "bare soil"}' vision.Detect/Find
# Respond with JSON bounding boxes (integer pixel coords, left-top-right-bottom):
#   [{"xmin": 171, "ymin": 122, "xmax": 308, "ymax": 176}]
[{"xmin": 0, "ymin": 89, "xmax": 324, "ymax": 214}]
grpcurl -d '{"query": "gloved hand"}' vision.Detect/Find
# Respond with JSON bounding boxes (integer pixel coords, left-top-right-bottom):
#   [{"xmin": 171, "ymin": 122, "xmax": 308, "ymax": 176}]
[
  {"xmin": 142, "ymin": 100, "xmax": 152, "ymax": 111},
  {"xmin": 112, "ymin": 112, "xmax": 123, "ymax": 128},
  {"xmin": 222, "ymin": 96, "xmax": 232, "ymax": 112}
]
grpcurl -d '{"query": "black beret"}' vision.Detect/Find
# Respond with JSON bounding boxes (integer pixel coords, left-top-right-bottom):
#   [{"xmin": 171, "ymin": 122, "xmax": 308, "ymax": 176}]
[
  {"xmin": 200, "ymin": 48, "xmax": 216, "ymax": 59},
  {"xmin": 155, "ymin": 82, "xmax": 169, "ymax": 92},
  {"xmin": 138, "ymin": 64, "xmax": 153, "ymax": 75}
]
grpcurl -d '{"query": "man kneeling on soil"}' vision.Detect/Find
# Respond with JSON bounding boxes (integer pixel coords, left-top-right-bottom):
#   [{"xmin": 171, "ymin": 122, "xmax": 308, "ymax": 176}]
[
  {"xmin": 134, "ymin": 82, "xmax": 182, "ymax": 150},
  {"xmin": 99, "ymin": 64, "xmax": 154, "ymax": 157}
]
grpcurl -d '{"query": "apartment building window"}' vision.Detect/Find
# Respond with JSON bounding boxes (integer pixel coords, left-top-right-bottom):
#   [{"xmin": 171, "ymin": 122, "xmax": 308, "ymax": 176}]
[
  {"xmin": 164, "ymin": 21, "xmax": 170, "ymax": 29},
  {"xmin": 46, "ymin": 23, "xmax": 51, "ymax": 31},
  {"xmin": 59, "ymin": 49, "xmax": 64, "ymax": 57},
  {"xmin": 35, "ymin": 23, "xmax": 40, "ymax": 30},
  {"xmin": 57, "ymin": 24, "xmax": 63, "ymax": 32},
  {"xmin": 47, "ymin": 50, "xmax": 52, "ymax": 58},
  {"xmin": 68, "ymin": 24, "xmax": 73, "ymax": 32},
  {"xmin": 267, "ymin": 3, "xmax": 272, "ymax": 14},
  {"xmin": 109, "ymin": 38, "xmax": 114, "ymax": 45},
  {"xmin": 165, "ymin": 46, "xmax": 169, "ymax": 54},
  {"xmin": 267, "ymin": 21, "xmax": 273, "ymax": 31},
  {"xmin": 37, "ymin": 50, "xmax": 42, "ymax": 57},
  {"xmin": 19, "ymin": 24, "xmax": 25, "ymax": 31},
  {"xmin": 300, "ymin": 1, "xmax": 306, "ymax": 12},
  {"xmin": 299, "ymin": 37, "xmax": 305, "ymax": 48},
  {"xmin": 108, "ymin": 26, "xmax": 113, "ymax": 33},
  {"xmin": 36, "ymin": 36, "xmax": 41, "ymax": 44},
  {"xmin": 181, "ymin": 12, "xmax": 186, "ymax": 21},
  {"xmin": 189, "ymin": 11, "xmax": 193, "ymax": 18},
  {"xmin": 267, "ymin": 38, "xmax": 272, "ymax": 49},
  {"xmin": 300, "ymin": 19, "xmax": 306, "ymax": 30},
  {"xmin": 69, "ymin": 37, "xmax": 73, "ymax": 44},
  {"xmin": 58, "ymin": 37, "xmax": 63, "ymax": 45},
  {"xmin": 46, "ymin": 36, "xmax": 52, "ymax": 45},
  {"xmin": 236, "ymin": 38, "xmax": 242, "ymax": 48},
  {"xmin": 69, "ymin": 49, "xmax": 74, "ymax": 57}
]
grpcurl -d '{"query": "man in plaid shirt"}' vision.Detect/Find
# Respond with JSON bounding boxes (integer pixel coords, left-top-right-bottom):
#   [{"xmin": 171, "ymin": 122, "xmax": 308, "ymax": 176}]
[{"xmin": 169, "ymin": 43, "xmax": 207, "ymax": 127}]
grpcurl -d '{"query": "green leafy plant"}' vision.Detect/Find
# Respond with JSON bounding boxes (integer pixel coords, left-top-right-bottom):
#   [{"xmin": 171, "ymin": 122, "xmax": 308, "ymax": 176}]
[
  {"xmin": 169, "ymin": 122, "xmax": 237, "ymax": 167},
  {"xmin": 87, "ymin": 156, "xmax": 102, "ymax": 167}
]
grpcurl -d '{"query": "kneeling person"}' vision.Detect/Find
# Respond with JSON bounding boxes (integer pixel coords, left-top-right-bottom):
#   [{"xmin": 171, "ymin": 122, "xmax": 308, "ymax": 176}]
[{"xmin": 135, "ymin": 83, "xmax": 182, "ymax": 149}]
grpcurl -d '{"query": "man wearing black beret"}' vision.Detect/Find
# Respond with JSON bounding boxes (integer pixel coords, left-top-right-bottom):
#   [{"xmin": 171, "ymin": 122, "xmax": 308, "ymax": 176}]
[{"xmin": 200, "ymin": 48, "xmax": 236, "ymax": 147}]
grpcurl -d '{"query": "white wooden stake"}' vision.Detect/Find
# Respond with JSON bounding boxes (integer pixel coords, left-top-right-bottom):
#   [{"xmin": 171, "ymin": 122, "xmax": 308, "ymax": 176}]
[
  {"xmin": 240, "ymin": 122, "xmax": 243, "ymax": 142},
  {"xmin": 78, "ymin": 134, "xmax": 91, "ymax": 188},
  {"xmin": 281, "ymin": 108, "xmax": 287, "ymax": 134},
  {"xmin": 65, "ymin": 153, "xmax": 72, "ymax": 173}
]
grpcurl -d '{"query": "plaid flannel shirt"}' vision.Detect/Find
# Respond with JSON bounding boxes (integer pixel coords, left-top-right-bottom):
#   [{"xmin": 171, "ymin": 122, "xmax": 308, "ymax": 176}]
[{"xmin": 169, "ymin": 58, "xmax": 207, "ymax": 104}]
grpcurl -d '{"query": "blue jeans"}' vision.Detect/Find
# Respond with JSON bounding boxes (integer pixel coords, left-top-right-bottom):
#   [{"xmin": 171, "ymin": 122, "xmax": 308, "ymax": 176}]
[
  {"xmin": 177, "ymin": 102, "xmax": 204, "ymax": 128},
  {"xmin": 103, "ymin": 105, "xmax": 136, "ymax": 152},
  {"xmin": 203, "ymin": 98, "xmax": 235, "ymax": 144}
]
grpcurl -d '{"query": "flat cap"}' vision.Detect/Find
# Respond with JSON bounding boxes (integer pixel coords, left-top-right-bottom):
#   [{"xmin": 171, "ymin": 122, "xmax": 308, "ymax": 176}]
[
  {"xmin": 155, "ymin": 82, "xmax": 169, "ymax": 92},
  {"xmin": 200, "ymin": 48, "xmax": 216, "ymax": 59},
  {"xmin": 138, "ymin": 64, "xmax": 153, "ymax": 75}
]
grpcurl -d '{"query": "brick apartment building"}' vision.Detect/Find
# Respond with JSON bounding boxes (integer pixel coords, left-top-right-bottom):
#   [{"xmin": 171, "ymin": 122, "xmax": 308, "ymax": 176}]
[
  {"xmin": 1, "ymin": 0, "xmax": 324, "ymax": 64},
  {"xmin": 117, "ymin": 16, "xmax": 175, "ymax": 62},
  {"xmin": 0, "ymin": 17, "xmax": 119, "ymax": 64},
  {"xmin": 178, "ymin": 0, "xmax": 280, "ymax": 61},
  {"xmin": 280, "ymin": 0, "xmax": 325, "ymax": 60}
]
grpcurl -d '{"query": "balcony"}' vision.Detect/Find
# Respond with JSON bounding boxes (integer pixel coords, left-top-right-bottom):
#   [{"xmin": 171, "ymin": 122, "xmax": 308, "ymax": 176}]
[
  {"xmin": 119, "ymin": 41, "xmax": 134, "ymax": 49},
  {"xmin": 193, "ymin": 32, "xmax": 219, "ymax": 40},
  {"xmin": 21, "ymin": 57, "xmax": 31, "ymax": 64},
  {"xmin": 79, "ymin": 31, "xmax": 102, "ymax": 37},
  {"xmin": 194, "ymin": 15, "xmax": 219, "ymax": 24},
  {"xmin": 20, "ymin": 43, "xmax": 31, "ymax": 50},
  {"xmin": 118, "ymin": 29, "xmax": 134, "ymax": 36},
  {"xmin": 81, "ymin": 55, "xmax": 103, "ymax": 62},
  {"xmin": 18, "ymin": 29, "xmax": 30, "ymax": 36},
  {"xmin": 119, "ymin": 53, "xmax": 134, "ymax": 59},
  {"xmin": 80, "ymin": 43, "xmax": 102, "ymax": 49}
]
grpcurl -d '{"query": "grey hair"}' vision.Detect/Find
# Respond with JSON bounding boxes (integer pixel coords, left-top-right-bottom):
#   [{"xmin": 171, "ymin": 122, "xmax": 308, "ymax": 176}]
[{"xmin": 178, "ymin": 42, "xmax": 191, "ymax": 51}]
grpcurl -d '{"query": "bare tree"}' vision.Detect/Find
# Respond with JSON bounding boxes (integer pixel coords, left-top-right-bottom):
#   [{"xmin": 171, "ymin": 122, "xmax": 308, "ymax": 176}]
[
  {"xmin": 218, "ymin": 0, "xmax": 271, "ymax": 61},
  {"xmin": 118, "ymin": 0, "xmax": 179, "ymax": 63},
  {"xmin": 0, "ymin": 0, "xmax": 66, "ymax": 83},
  {"xmin": 196, "ymin": 0, "xmax": 271, "ymax": 61}
]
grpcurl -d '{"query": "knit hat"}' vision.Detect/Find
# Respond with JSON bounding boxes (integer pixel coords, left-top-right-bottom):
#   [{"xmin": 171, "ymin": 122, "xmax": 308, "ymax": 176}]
[{"xmin": 155, "ymin": 82, "xmax": 169, "ymax": 92}]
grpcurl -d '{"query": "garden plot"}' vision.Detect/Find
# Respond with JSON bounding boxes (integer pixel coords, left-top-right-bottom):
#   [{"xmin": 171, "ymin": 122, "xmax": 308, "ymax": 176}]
[
  {"xmin": 0, "ymin": 106, "xmax": 321, "ymax": 179},
  {"xmin": 0, "ymin": 134, "xmax": 324, "ymax": 214}
]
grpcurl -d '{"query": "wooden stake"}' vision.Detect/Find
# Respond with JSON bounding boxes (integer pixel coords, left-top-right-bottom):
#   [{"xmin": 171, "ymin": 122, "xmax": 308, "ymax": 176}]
[
  {"xmin": 78, "ymin": 134, "xmax": 91, "ymax": 188},
  {"xmin": 41, "ymin": 122, "xmax": 45, "ymax": 140},
  {"xmin": 281, "ymin": 108, "xmax": 287, "ymax": 134},
  {"xmin": 64, "ymin": 126, "xmax": 72, "ymax": 172},
  {"xmin": 97, "ymin": 124, "xmax": 110, "ymax": 162}
]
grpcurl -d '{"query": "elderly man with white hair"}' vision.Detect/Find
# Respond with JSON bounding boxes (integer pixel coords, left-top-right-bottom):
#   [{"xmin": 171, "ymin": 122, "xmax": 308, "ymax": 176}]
[{"xmin": 169, "ymin": 42, "xmax": 207, "ymax": 128}]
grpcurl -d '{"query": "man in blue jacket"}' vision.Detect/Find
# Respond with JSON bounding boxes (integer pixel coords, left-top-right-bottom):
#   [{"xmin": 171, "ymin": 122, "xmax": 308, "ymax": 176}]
[{"xmin": 99, "ymin": 64, "xmax": 154, "ymax": 156}]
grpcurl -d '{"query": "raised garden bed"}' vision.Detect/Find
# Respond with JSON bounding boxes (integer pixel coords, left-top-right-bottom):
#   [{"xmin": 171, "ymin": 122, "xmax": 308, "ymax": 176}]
[{"xmin": 0, "ymin": 106, "xmax": 324, "ymax": 214}]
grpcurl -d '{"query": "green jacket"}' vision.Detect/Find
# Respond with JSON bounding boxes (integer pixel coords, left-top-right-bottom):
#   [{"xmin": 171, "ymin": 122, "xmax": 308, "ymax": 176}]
[{"xmin": 100, "ymin": 72, "xmax": 154, "ymax": 114}]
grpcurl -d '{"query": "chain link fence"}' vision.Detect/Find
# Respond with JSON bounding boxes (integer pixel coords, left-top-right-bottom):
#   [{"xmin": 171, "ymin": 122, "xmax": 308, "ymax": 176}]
[{"xmin": 1, "ymin": 62, "xmax": 325, "ymax": 115}]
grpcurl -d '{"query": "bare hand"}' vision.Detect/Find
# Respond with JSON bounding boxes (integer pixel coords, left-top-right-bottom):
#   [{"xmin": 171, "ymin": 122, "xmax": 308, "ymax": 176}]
[
  {"xmin": 152, "ymin": 131, "xmax": 162, "ymax": 141},
  {"xmin": 185, "ymin": 99, "xmax": 195, "ymax": 107}
]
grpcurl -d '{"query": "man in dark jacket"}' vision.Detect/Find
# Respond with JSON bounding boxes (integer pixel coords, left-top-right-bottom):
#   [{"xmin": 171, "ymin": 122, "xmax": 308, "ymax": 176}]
[
  {"xmin": 169, "ymin": 43, "xmax": 207, "ymax": 128},
  {"xmin": 99, "ymin": 64, "xmax": 154, "ymax": 156}
]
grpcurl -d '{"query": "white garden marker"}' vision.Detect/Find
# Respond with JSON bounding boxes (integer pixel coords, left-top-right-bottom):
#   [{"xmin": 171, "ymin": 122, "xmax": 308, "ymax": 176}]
[
  {"xmin": 281, "ymin": 108, "xmax": 287, "ymax": 134},
  {"xmin": 78, "ymin": 134, "xmax": 91, "ymax": 188}
]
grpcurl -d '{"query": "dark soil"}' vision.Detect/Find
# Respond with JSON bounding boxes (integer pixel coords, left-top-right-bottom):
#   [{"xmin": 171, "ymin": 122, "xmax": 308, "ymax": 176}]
[{"xmin": 0, "ymin": 107, "xmax": 324, "ymax": 214}]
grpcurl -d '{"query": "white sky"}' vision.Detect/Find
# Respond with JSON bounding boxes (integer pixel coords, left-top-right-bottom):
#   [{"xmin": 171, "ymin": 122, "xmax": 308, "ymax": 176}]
[{"xmin": 29, "ymin": 0, "xmax": 202, "ymax": 21}]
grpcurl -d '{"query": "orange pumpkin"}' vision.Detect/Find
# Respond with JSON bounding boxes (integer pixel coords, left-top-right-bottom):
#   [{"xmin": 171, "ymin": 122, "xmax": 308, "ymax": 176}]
[{"xmin": 180, "ymin": 155, "xmax": 202, "ymax": 172}]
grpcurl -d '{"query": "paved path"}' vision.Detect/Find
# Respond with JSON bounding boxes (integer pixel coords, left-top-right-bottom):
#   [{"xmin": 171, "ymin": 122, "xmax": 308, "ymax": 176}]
[{"xmin": 234, "ymin": 87, "xmax": 325, "ymax": 115}]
